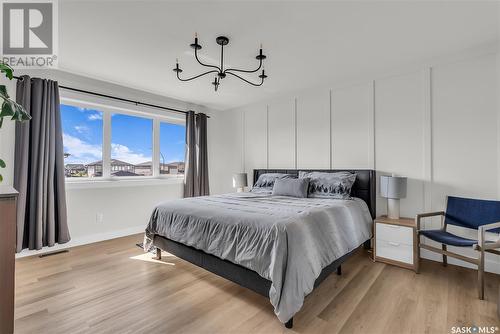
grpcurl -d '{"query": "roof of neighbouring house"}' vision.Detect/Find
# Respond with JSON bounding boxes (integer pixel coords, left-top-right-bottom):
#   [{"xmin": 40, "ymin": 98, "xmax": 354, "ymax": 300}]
[
  {"xmin": 65, "ymin": 164, "xmax": 85, "ymax": 169},
  {"xmin": 111, "ymin": 170, "xmax": 139, "ymax": 177},
  {"xmin": 165, "ymin": 161, "xmax": 185, "ymax": 167},
  {"xmin": 87, "ymin": 159, "xmax": 134, "ymax": 166},
  {"xmin": 135, "ymin": 161, "xmax": 152, "ymax": 167}
]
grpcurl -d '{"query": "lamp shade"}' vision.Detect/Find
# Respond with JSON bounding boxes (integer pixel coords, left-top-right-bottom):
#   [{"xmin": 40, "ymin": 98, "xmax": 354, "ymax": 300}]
[
  {"xmin": 232, "ymin": 173, "xmax": 248, "ymax": 188},
  {"xmin": 380, "ymin": 175, "xmax": 407, "ymax": 199}
]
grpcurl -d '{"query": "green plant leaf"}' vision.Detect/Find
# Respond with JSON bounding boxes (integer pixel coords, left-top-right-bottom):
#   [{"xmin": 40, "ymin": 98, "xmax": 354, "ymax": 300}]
[
  {"xmin": 21, "ymin": 109, "xmax": 31, "ymax": 121},
  {"xmin": 11, "ymin": 104, "xmax": 21, "ymax": 121},
  {"xmin": 0, "ymin": 85, "xmax": 10, "ymax": 99},
  {"xmin": 11, "ymin": 109, "xmax": 20, "ymax": 121},
  {"xmin": 17, "ymin": 103, "xmax": 30, "ymax": 120},
  {"xmin": 0, "ymin": 63, "xmax": 13, "ymax": 80},
  {"xmin": 0, "ymin": 173, "xmax": 3, "ymax": 183},
  {"xmin": 0, "ymin": 159, "xmax": 5, "ymax": 168},
  {"xmin": 0, "ymin": 116, "xmax": 3, "ymax": 129},
  {"xmin": 0, "ymin": 100, "xmax": 15, "ymax": 117},
  {"xmin": 12, "ymin": 103, "xmax": 30, "ymax": 121}
]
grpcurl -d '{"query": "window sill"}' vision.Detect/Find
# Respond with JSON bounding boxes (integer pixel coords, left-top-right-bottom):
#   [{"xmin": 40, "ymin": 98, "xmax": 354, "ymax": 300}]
[{"xmin": 65, "ymin": 176, "xmax": 184, "ymax": 190}]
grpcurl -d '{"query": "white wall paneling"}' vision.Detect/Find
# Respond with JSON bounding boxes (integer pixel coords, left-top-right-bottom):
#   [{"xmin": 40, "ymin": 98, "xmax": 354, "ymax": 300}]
[
  {"xmin": 432, "ymin": 55, "xmax": 497, "ymax": 207},
  {"xmin": 369, "ymin": 81, "xmax": 376, "ymax": 170},
  {"xmin": 268, "ymin": 99, "xmax": 295, "ymax": 168},
  {"xmin": 296, "ymin": 90, "xmax": 330, "ymax": 169},
  {"xmin": 243, "ymin": 104, "xmax": 268, "ymax": 179},
  {"xmin": 429, "ymin": 55, "xmax": 498, "ymax": 272},
  {"xmin": 375, "ymin": 71, "xmax": 425, "ymax": 218},
  {"xmin": 422, "ymin": 67, "xmax": 433, "ymax": 228},
  {"xmin": 230, "ymin": 51, "xmax": 499, "ymax": 273},
  {"xmin": 331, "ymin": 82, "xmax": 373, "ymax": 169}
]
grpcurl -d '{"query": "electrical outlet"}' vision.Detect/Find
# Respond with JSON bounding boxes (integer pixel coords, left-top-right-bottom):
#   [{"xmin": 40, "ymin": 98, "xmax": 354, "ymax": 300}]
[{"xmin": 96, "ymin": 213, "xmax": 104, "ymax": 224}]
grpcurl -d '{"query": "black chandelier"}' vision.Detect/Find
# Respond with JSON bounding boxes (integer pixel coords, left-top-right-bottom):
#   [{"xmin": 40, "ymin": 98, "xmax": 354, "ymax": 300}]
[{"xmin": 173, "ymin": 33, "xmax": 267, "ymax": 91}]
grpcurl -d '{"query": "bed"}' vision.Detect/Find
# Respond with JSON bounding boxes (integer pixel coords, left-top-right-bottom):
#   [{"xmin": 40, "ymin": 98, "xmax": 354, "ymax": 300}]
[{"xmin": 144, "ymin": 169, "xmax": 376, "ymax": 328}]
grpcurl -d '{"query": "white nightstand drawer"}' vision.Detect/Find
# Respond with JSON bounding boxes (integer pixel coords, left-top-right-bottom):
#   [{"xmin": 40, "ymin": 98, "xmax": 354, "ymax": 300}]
[
  {"xmin": 376, "ymin": 239, "xmax": 414, "ymax": 264},
  {"xmin": 376, "ymin": 223, "xmax": 413, "ymax": 246}
]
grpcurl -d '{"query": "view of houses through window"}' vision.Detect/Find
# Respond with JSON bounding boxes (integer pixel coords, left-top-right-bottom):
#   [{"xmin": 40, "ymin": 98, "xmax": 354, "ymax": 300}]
[
  {"xmin": 160, "ymin": 121, "xmax": 186, "ymax": 175},
  {"xmin": 61, "ymin": 102, "xmax": 186, "ymax": 178},
  {"xmin": 110, "ymin": 113, "xmax": 153, "ymax": 177}
]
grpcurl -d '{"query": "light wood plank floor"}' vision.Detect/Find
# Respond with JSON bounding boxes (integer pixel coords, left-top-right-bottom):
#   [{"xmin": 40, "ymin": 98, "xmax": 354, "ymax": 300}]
[{"xmin": 15, "ymin": 234, "xmax": 500, "ymax": 334}]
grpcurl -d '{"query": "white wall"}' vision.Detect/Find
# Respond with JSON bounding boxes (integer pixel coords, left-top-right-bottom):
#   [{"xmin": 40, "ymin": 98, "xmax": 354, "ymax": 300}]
[
  {"xmin": 217, "ymin": 50, "xmax": 500, "ymax": 273},
  {"xmin": 207, "ymin": 109, "xmax": 243, "ymax": 195},
  {"xmin": 0, "ymin": 70, "xmax": 214, "ymax": 257}
]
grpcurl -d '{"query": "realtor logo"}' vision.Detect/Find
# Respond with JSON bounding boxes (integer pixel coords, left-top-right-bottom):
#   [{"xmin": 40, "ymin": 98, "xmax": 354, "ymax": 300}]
[{"xmin": 1, "ymin": 0, "xmax": 58, "ymax": 68}]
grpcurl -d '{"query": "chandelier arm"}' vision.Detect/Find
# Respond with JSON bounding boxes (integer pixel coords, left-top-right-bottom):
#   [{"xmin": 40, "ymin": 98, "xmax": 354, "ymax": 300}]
[
  {"xmin": 194, "ymin": 47, "xmax": 222, "ymax": 72},
  {"xmin": 177, "ymin": 70, "xmax": 219, "ymax": 82},
  {"xmin": 225, "ymin": 71, "xmax": 264, "ymax": 86},
  {"xmin": 224, "ymin": 58, "xmax": 263, "ymax": 74}
]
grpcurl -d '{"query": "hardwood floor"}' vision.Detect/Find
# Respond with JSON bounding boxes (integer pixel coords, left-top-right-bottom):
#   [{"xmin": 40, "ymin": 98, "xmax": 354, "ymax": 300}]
[{"xmin": 15, "ymin": 234, "xmax": 500, "ymax": 334}]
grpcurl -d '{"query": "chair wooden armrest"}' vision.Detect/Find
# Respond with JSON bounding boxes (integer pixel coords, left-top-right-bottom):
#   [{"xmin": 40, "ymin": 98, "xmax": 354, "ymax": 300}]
[
  {"xmin": 479, "ymin": 222, "xmax": 500, "ymax": 233},
  {"xmin": 416, "ymin": 211, "xmax": 445, "ymax": 230},
  {"xmin": 478, "ymin": 222, "xmax": 500, "ymax": 249}
]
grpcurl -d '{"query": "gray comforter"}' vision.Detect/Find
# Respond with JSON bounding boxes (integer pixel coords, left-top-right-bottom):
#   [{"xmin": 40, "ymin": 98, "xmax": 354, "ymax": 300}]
[{"xmin": 144, "ymin": 192, "xmax": 372, "ymax": 323}]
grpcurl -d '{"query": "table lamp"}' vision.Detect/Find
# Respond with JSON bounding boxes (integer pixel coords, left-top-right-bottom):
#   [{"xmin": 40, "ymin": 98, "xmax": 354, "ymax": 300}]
[
  {"xmin": 232, "ymin": 173, "xmax": 248, "ymax": 192},
  {"xmin": 380, "ymin": 174, "xmax": 407, "ymax": 219}
]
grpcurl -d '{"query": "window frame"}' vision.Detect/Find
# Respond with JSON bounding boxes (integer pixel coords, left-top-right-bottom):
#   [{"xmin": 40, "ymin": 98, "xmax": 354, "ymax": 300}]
[{"xmin": 61, "ymin": 91, "xmax": 186, "ymax": 187}]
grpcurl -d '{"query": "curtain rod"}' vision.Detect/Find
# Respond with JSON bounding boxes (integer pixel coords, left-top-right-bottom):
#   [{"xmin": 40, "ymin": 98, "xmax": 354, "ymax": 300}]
[{"xmin": 12, "ymin": 75, "xmax": 209, "ymax": 118}]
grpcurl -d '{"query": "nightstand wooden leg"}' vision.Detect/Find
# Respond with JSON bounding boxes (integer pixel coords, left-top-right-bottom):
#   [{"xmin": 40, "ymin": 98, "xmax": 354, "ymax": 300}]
[{"xmin": 442, "ymin": 244, "xmax": 447, "ymax": 267}]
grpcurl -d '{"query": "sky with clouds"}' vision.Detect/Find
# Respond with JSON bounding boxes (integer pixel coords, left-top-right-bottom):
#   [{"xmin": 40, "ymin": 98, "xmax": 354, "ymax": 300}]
[{"xmin": 61, "ymin": 104, "xmax": 185, "ymax": 165}]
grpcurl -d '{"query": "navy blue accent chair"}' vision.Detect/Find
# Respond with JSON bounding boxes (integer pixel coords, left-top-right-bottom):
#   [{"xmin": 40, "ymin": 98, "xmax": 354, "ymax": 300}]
[{"xmin": 416, "ymin": 196, "xmax": 500, "ymax": 300}]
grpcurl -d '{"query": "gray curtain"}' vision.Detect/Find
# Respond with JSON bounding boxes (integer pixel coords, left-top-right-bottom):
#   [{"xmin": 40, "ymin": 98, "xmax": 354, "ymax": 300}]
[
  {"xmin": 14, "ymin": 75, "xmax": 70, "ymax": 252},
  {"xmin": 183, "ymin": 111, "xmax": 209, "ymax": 197}
]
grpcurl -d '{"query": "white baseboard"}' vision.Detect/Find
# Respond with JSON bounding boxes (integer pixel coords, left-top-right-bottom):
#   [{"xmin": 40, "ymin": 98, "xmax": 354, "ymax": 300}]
[
  {"xmin": 420, "ymin": 249, "xmax": 500, "ymax": 275},
  {"xmin": 15, "ymin": 225, "xmax": 145, "ymax": 258}
]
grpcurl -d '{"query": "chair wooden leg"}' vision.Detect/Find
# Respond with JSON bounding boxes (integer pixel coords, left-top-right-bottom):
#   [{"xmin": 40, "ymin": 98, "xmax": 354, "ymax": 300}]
[
  {"xmin": 497, "ymin": 286, "xmax": 500, "ymax": 320},
  {"xmin": 415, "ymin": 234, "xmax": 420, "ymax": 274},
  {"xmin": 156, "ymin": 248, "xmax": 162, "ymax": 260},
  {"xmin": 478, "ymin": 249, "xmax": 485, "ymax": 300},
  {"xmin": 442, "ymin": 244, "xmax": 447, "ymax": 267},
  {"xmin": 497, "ymin": 284, "xmax": 500, "ymax": 319}
]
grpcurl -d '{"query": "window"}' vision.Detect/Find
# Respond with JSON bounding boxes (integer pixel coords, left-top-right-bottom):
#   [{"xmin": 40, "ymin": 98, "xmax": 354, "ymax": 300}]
[
  {"xmin": 160, "ymin": 122, "xmax": 185, "ymax": 175},
  {"xmin": 111, "ymin": 114, "xmax": 153, "ymax": 177},
  {"xmin": 61, "ymin": 104, "xmax": 103, "ymax": 178},
  {"xmin": 60, "ymin": 97, "xmax": 185, "ymax": 181}
]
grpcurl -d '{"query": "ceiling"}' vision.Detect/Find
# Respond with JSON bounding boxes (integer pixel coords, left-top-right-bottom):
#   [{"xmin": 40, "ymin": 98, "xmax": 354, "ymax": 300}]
[{"xmin": 58, "ymin": 1, "xmax": 499, "ymax": 110}]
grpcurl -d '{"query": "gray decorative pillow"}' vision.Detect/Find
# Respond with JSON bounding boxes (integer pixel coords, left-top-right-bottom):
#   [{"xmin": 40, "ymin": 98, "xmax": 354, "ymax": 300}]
[
  {"xmin": 251, "ymin": 173, "xmax": 295, "ymax": 193},
  {"xmin": 272, "ymin": 178, "xmax": 309, "ymax": 198},
  {"xmin": 299, "ymin": 171, "xmax": 356, "ymax": 199}
]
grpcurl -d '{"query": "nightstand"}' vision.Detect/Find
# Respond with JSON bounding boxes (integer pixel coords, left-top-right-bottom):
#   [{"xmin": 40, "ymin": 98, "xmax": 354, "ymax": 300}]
[{"xmin": 374, "ymin": 216, "xmax": 417, "ymax": 272}]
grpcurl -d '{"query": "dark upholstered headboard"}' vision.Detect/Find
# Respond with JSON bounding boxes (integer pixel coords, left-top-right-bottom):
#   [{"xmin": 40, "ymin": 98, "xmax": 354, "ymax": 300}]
[{"xmin": 253, "ymin": 169, "xmax": 376, "ymax": 219}]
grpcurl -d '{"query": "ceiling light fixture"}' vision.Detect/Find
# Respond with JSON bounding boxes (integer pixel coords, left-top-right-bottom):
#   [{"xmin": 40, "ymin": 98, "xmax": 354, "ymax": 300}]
[{"xmin": 173, "ymin": 33, "xmax": 267, "ymax": 92}]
